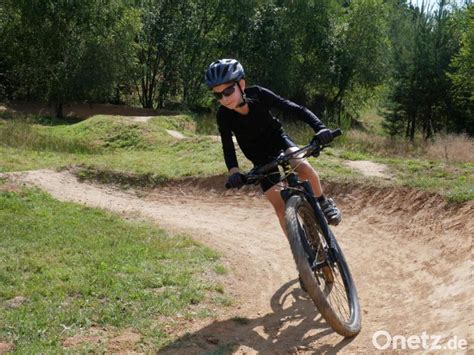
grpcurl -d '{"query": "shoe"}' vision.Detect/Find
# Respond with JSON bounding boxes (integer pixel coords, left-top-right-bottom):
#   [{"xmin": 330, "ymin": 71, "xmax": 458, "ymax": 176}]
[
  {"xmin": 319, "ymin": 197, "xmax": 342, "ymax": 226},
  {"xmin": 298, "ymin": 275, "xmax": 308, "ymax": 293}
]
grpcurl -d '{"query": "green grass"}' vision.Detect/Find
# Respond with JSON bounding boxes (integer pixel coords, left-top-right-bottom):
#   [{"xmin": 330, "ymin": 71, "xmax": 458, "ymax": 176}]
[
  {"xmin": 378, "ymin": 158, "xmax": 474, "ymax": 202},
  {"xmin": 51, "ymin": 115, "xmax": 173, "ymax": 150},
  {"xmin": 358, "ymin": 107, "xmax": 386, "ymax": 135},
  {"xmin": 0, "ymin": 112, "xmax": 472, "ymax": 202},
  {"xmin": 0, "ymin": 108, "xmax": 471, "ymax": 352},
  {"xmin": 213, "ymin": 265, "xmax": 228, "ymax": 275},
  {"xmin": 0, "ymin": 114, "xmax": 252, "ymax": 179},
  {"xmin": 0, "ymin": 119, "xmax": 100, "ymax": 154},
  {"xmin": 0, "ymin": 184, "xmax": 228, "ymax": 351}
]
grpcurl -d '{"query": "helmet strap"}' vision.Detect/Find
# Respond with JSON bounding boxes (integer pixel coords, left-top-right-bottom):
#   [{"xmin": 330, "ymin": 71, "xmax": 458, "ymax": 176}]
[{"xmin": 236, "ymin": 82, "xmax": 247, "ymax": 108}]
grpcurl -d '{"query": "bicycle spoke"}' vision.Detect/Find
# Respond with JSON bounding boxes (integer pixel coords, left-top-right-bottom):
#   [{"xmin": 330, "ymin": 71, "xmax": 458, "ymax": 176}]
[
  {"xmin": 332, "ymin": 281, "xmax": 350, "ymax": 318},
  {"xmin": 318, "ymin": 260, "xmax": 350, "ymax": 321},
  {"xmin": 328, "ymin": 282, "xmax": 349, "ymax": 320},
  {"xmin": 329, "ymin": 288, "xmax": 347, "ymax": 321},
  {"xmin": 334, "ymin": 273, "xmax": 346, "ymax": 291},
  {"xmin": 331, "ymin": 267, "xmax": 351, "ymax": 318}
]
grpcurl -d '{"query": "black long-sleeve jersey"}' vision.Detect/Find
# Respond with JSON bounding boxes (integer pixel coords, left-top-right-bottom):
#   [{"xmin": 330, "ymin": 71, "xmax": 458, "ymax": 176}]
[{"xmin": 216, "ymin": 85, "xmax": 326, "ymax": 170}]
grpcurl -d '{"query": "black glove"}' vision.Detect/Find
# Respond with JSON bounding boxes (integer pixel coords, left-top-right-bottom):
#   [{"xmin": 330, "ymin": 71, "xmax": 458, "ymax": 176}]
[
  {"xmin": 227, "ymin": 172, "xmax": 245, "ymax": 189},
  {"xmin": 312, "ymin": 128, "xmax": 333, "ymax": 145}
]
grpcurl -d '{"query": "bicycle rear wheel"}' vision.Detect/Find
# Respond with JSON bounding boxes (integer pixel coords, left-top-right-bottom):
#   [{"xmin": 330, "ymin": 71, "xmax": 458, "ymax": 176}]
[{"xmin": 285, "ymin": 195, "xmax": 361, "ymax": 337}]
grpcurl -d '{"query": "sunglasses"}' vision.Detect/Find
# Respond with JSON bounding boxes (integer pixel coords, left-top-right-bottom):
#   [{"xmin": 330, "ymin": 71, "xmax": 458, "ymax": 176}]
[{"xmin": 212, "ymin": 83, "xmax": 236, "ymax": 100}]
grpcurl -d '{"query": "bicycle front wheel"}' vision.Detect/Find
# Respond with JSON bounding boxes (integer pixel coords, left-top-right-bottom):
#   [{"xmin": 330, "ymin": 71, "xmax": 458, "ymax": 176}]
[{"xmin": 285, "ymin": 195, "xmax": 361, "ymax": 337}]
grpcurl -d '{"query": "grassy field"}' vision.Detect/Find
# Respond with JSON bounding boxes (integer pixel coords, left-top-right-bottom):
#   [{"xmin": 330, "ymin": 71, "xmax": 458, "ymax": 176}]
[
  {"xmin": 0, "ymin": 114, "xmax": 233, "ymax": 177},
  {"xmin": 0, "ymin": 111, "xmax": 472, "ymax": 202},
  {"xmin": 0, "ymin": 182, "xmax": 229, "ymax": 352}
]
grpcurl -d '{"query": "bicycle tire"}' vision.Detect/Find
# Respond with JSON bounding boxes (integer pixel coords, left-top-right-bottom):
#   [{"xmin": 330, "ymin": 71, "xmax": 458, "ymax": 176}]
[{"xmin": 285, "ymin": 195, "xmax": 361, "ymax": 337}]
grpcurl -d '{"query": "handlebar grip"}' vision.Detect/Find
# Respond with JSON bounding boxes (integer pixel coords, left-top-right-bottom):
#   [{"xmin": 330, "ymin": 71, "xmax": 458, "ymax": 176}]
[{"xmin": 332, "ymin": 128, "xmax": 343, "ymax": 138}]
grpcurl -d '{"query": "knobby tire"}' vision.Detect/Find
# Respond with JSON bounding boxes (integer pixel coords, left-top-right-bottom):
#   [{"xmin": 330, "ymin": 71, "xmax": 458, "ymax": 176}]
[{"xmin": 285, "ymin": 195, "xmax": 361, "ymax": 337}]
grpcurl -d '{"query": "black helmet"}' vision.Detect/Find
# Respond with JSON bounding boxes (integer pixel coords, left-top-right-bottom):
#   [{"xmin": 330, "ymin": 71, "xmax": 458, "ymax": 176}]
[{"xmin": 205, "ymin": 59, "xmax": 245, "ymax": 88}]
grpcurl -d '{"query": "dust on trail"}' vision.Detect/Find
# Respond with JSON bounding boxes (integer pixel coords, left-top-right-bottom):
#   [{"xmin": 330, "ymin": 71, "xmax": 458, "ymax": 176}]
[{"xmin": 4, "ymin": 169, "xmax": 473, "ymax": 354}]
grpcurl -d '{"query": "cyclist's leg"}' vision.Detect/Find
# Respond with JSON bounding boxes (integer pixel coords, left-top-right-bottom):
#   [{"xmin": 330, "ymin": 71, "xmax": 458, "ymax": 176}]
[
  {"xmin": 286, "ymin": 146, "xmax": 342, "ymax": 225},
  {"xmin": 286, "ymin": 147, "xmax": 323, "ymax": 197},
  {"xmin": 259, "ymin": 168, "xmax": 287, "ymax": 235},
  {"xmin": 264, "ymin": 184, "xmax": 287, "ymax": 235}
]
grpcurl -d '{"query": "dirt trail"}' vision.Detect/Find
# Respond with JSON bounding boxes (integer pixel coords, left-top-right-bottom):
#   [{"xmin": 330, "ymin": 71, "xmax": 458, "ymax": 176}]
[
  {"xmin": 344, "ymin": 160, "xmax": 393, "ymax": 179},
  {"xmin": 4, "ymin": 169, "xmax": 473, "ymax": 354}
]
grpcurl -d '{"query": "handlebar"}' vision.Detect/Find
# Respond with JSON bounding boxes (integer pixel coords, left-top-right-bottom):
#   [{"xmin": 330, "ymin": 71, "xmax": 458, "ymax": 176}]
[{"xmin": 225, "ymin": 129, "xmax": 342, "ymax": 189}]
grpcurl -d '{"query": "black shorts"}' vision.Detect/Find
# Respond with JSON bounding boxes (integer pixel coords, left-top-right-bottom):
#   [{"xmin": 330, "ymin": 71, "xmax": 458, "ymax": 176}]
[{"xmin": 255, "ymin": 134, "xmax": 297, "ymax": 193}]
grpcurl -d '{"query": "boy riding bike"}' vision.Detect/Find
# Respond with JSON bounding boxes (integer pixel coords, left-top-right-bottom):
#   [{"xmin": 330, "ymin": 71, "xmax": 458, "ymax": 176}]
[
  {"xmin": 205, "ymin": 58, "xmax": 341, "ymax": 231},
  {"xmin": 205, "ymin": 60, "xmax": 362, "ymax": 335}
]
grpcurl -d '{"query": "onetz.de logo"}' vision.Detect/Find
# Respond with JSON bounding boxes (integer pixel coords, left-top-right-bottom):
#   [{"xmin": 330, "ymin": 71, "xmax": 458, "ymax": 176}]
[{"xmin": 372, "ymin": 330, "xmax": 468, "ymax": 351}]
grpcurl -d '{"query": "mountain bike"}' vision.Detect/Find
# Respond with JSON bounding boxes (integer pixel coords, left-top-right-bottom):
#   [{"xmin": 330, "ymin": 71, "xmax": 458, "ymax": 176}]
[{"xmin": 226, "ymin": 129, "xmax": 361, "ymax": 337}]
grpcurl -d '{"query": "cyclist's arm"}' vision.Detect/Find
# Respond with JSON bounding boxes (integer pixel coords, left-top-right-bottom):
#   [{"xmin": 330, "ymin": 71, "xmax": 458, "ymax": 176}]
[
  {"xmin": 217, "ymin": 111, "xmax": 239, "ymax": 172},
  {"xmin": 257, "ymin": 86, "xmax": 326, "ymax": 133}
]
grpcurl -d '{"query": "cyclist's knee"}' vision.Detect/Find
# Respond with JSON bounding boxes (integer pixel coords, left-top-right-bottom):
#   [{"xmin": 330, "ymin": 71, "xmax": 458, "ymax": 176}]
[
  {"xmin": 296, "ymin": 160, "xmax": 318, "ymax": 175},
  {"xmin": 285, "ymin": 147, "xmax": 308, "ymax": 168}
]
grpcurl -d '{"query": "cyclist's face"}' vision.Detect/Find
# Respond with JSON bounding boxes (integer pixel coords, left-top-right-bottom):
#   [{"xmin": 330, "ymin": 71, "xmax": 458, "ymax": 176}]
[{"xmin": 212, "ymin": 80, "xmax": 244, "ymax": 109}]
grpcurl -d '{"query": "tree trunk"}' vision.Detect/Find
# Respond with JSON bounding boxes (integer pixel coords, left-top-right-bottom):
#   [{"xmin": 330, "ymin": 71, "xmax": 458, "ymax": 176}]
[
  {"xmin": 425, "ymin": 106, "xmax": 434, "ymax": 140},
  {"xmin": 55, "ymin": 102, "xmax": 64, "ymax": 119},
  {"xmin": 409, "ymin": 114, "xmax": 416, "ymax": 141}
]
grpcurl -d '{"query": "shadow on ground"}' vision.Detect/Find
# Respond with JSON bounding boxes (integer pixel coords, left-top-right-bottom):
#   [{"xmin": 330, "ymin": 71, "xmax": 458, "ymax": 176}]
[{"xmin": 160, "ymin": 280, "xmax": 356, "ymax": 354}]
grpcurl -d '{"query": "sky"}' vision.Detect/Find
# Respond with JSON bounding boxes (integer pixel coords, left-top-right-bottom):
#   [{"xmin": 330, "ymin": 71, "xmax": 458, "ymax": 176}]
[{"xmin": 409, "ymin": 0, "xmax": 470, "ymax": 9}]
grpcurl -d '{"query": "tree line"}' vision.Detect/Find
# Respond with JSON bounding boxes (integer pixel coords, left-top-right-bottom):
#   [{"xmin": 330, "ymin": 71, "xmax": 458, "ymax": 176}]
[{"xmin": 0, "ymin": 0, "xmax": 472, "ymax": 138}]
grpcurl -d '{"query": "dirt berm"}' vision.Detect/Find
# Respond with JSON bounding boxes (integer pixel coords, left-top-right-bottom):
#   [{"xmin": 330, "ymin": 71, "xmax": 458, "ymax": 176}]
[{"xmin": 4, "ymin": 169, "xmax": 473, "ymax": 354}]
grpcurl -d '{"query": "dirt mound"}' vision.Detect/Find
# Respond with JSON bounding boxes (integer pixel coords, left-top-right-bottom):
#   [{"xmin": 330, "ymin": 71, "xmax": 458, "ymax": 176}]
[{"xmin": 2, "ymin": 169, "xmax": 472, "ymax": 353}]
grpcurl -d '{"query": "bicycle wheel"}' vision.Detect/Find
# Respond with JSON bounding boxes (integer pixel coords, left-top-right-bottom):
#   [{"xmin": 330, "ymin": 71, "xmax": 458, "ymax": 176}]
[{"xmin": 285, "ymin": 195, "xmax": 361, "ymax": 337}]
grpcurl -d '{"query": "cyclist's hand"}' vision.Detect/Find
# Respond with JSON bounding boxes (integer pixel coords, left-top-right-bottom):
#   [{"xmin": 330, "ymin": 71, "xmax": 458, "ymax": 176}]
[
  {"xmin": 312, "ymin": 128, "xmax": 333, "ymax": 145},
  {"xmin": 227, "ymin": 172, "xmax": 245, "ymax": 189}
]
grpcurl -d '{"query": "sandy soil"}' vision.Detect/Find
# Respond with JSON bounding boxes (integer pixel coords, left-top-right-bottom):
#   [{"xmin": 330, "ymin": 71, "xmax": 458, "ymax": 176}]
[
  {"xmin": 3, "ymin": 170, "xmax": 473, "ymax": 354},
  {"xmin": 344, "ymin": 160, "xmax": 393, "ymax": 179}
]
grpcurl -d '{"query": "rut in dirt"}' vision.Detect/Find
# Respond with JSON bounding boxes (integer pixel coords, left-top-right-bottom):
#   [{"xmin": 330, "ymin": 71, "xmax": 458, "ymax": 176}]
[{"xmin": 4, "ymin": 169, "xmax": 473, "ymax": 354}]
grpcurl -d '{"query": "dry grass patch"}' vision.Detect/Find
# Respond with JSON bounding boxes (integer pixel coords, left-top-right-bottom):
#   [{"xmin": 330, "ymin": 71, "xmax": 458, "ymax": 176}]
[
  {"xmin": 342, "ymin": 130, "xmax": 474, "ymax": 163},
  {"xmin": 426, "ymin": 134, "xmax": 474, "ymax": 163}
]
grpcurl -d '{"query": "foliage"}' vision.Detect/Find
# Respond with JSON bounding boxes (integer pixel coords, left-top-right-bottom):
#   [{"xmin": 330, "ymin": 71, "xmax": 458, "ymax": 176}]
[
  {"xmin": 383, "ymin": 0, "xmax": 472, "ymax": 139},
  {"xmin": 448, "ymin": 4, "xmax": 474, "ymax": 133},
  {"xmin": 0, "ymin": 0, "xmax": 471, "ymax": 135},
  {"xmin": 0, "ymin": 0, "xmax": 140, "ymax": 117}
]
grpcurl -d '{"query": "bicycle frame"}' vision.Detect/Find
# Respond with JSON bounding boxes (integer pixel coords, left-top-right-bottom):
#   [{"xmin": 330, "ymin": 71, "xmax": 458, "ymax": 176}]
[
  {"xmin": 245, "ymin": 151, "xmax": 335, "ymax": 268},
  {"xmin": 231, "ymin": 128, "xmax": 343, "ymax": 270},
  {"xmin": 277, "ymin": 160, "xmax": 339, "ymax": 273}
]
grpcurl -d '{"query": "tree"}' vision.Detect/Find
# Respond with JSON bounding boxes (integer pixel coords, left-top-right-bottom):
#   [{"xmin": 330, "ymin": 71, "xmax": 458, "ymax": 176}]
[
  {"xmin": 133, "ymin": 0, "xmax": 188, "ymax": 109},
  {"xmin": 383, "ymin": 0, "xmax": 468, "ymax": 139},
  {"xmin": 331, "ymin": 0, "xmax": 390, "ymax": 125},
  {"xmin": 448, "ymin": 4, "xmax": 474, "ymax": 134},
  {"xmin": 2, "ymin": 0, "xmax": 140, "ymax": 117}
]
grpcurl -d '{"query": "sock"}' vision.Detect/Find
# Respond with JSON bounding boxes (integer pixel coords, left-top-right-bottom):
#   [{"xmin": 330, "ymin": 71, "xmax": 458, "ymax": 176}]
[{"xmin": 317, "ymin": 195, "xmax": 326, "ymax": 203}]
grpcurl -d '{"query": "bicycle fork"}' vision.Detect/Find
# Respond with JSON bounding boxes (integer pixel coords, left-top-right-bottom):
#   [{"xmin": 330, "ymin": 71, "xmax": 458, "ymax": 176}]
[{"xmin": 286, "ymin": 180, "xmax": 339, "ymax": 279}]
